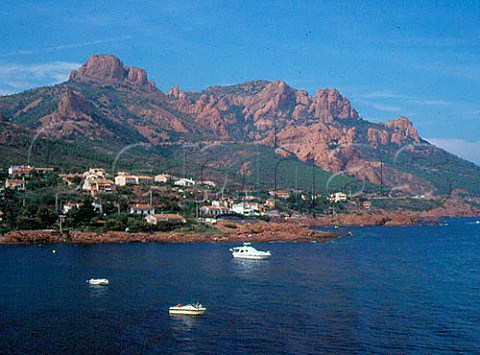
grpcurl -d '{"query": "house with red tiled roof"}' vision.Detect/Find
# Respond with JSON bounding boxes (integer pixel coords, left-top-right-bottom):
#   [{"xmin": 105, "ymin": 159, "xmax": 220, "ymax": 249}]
[
  {"xmin": 5, "ymin": 179, "xmax": 26, "ymax": 191},
  {"xmin": 8, "ymin": 165, "xmax": 32, "ymax": 178},
  {"xmin": 269, "ymin": 189, "xmax": 291, "ymax": 199},
  {"xmin": 82, "ymin": 168, "xmax": 115, "ymax": 195},
  {"xmin": 129, "ymin": 204, "xmax": 155, "ymax": 215}
]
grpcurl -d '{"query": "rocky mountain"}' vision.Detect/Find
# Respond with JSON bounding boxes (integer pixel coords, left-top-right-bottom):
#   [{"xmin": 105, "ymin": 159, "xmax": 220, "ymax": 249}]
[{"xmin": 1, "ymin": 54, "xmax": 480, "ymax": 197}]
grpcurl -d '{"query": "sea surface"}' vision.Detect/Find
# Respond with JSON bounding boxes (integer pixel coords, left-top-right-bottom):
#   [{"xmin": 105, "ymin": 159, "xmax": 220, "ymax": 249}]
[{"xmin": 1, "ymin": 218, "xmax": 480, "ymax": 354}]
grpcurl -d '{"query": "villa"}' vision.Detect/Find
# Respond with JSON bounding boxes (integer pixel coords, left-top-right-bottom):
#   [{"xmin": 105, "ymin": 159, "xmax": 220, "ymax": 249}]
[{"xmin": 129, "ymin": 204, "xmax": 155, "ymax": 215}]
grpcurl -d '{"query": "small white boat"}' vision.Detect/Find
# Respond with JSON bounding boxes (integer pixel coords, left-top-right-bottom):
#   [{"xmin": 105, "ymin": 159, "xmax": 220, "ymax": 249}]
[
  {"xmin": 87, "ymin": 278, "xmax": 109, "ymax": 286},
  {"xmin": 229, "ymin": 242, "xmax": 271, "ymax": 260},
  {"xmin": 169, "ymin": 303, "xmax": 206, "ymax": 316}
]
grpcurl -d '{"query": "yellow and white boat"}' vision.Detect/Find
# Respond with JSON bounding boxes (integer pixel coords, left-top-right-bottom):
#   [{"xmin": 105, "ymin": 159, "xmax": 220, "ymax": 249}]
[{"xmin": 169, "ymin": 303, "xmax": 206, "ymax": 316}]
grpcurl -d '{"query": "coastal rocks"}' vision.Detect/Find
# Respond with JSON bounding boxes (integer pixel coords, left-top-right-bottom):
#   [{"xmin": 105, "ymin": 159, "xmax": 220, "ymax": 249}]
[
  {"xmin": 420, "ymin": 191, "xmax": 480, "ymax": 218},
  {"xmin": 305, "ymin": 212, "xmax": 422, "ymax": 227},
  {"xmin": 2, "ymin": 230, "xmax": 70, "ymax": 244},
  {"xmin": 1, "ymin": 221, "xmax": 341, "ymax": 245},
  {"xmin": 218, "ymin": 220, "xmax": 341, "ymax": 242}
]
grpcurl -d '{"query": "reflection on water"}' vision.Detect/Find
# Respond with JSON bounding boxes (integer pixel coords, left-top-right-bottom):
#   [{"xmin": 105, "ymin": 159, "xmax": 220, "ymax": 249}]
[
  {"xmin": 231, "ymin": 258, "xmax": 270, "ymax": 277},
  {"xmin": 88, "ymin": 284, "xmax": 109, "ymax": 298},
  {"xmin": 169, "ymin": 313, "xmax": 206, "ymax": 346},
  {"xmin": 170, "ymin": 314, "xmax": 199, "ymax": 330}
]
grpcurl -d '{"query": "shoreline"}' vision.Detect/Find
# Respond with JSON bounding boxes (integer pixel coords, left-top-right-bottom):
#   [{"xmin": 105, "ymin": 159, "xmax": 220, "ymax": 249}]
[
  {"xmin": 1, "ymin": 220, "xmax": 346, "ymax": 245},
  {"xmin": 1, "ymin": 212, "xmax": 477, "ymax": 246}
]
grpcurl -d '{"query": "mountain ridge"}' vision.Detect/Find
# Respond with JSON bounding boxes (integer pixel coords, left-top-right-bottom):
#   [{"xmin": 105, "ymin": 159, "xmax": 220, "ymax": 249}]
[{"xmin": 1, "ymin": 54, "xmax": 479, "ymax": 197}]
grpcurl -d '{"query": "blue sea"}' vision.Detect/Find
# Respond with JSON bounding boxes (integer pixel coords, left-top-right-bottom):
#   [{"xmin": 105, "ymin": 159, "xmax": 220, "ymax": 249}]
[{"xmin": 1, "ymin": 218, "xmax": 480, "ymax": 354}]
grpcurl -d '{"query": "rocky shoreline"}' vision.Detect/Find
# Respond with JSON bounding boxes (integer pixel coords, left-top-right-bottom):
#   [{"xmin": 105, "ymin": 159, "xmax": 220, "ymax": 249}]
[
  {"xmin": 1, "ymin": 211, "xmax": 477, "ymax": 246},
  {"xmin": 0, "ymin": 220, "xmax": 345, "ymax": 245},
  {"xmin": 302, "ymin": 211, "xmax": 424, "ymax": 227}
]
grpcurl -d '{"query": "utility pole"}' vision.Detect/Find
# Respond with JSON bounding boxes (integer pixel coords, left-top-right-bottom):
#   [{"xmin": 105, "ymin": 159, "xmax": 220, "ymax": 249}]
[
  {"xmin": 310, "ymin": 155, "xmax": 316, "ymax": 217},
  {"xmin": 274, "ymin": 118, "xmax": 277, "ymax": 151},
  {"xmin": 59, "ymin": 215, "xmax": 66, "ymax": 232},
  {"xmin": 380, "ymin": 158, "xmax": 384, "ymax": 198}
]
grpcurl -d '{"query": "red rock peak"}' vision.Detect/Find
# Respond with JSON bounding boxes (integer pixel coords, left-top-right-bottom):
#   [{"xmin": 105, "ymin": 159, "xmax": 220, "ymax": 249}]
[
  {"xmin": 69, "ymin": 54, "xmax": 156, "ymax": 91},
  {"xmin": 385, "ymin": 116, "xmax": 421, "ymax": 143}
]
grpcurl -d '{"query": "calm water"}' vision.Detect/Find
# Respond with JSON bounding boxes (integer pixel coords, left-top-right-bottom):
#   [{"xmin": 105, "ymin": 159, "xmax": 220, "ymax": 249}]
[{"xmin": 1, "ymin": 218, "xmax": 480, "ymax": 354}]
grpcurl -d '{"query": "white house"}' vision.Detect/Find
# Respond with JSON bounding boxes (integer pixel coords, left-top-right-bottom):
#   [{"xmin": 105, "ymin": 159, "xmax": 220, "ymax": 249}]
[
  {"xmin": 82, "ymin": 168, "xmax": 115, "ymax": 194},
  {"xmin": 129, "ymin": 204, "xmax": 155, "ymax": 215},
  {"xmin": 174, "ymin": 178, "xmax": 196, "ymax": 187},
  {"xmin": 8, "ymin": 165, "xmax": 32, "ymax": 178},
  {"xmin": 63, "ymin": 201, "xmax": 102, "ymax": 214},
  {"xmin": 5, "ymin": 179, "xmax": 26, "ymax": 191},
  {"xmin": 230, "ymin": 203, "xmax": 255, "ymax": 216},
  {"xmin": 63, "ymin": 203, "xmax": 80, "ymax": 214},
  {"xmin": 211, "ymin": 200, "xmax": 228, "ymax": 207},
  {"xmin": 83, "ymin": 178, "xmax": 116, "ymax": 194},
  {"xmin": 330, "ymin": 192, "xmax": 347, "ymax": 203}
]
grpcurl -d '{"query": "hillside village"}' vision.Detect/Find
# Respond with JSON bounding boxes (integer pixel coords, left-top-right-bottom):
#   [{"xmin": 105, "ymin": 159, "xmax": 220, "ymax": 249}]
[
  {"xmin": 0, "ymin": 163, "xmax": 367, "ymax": 234},
  {"xmin": 1, "ymin": 54, "xmax": 479, "ymax": 236}
]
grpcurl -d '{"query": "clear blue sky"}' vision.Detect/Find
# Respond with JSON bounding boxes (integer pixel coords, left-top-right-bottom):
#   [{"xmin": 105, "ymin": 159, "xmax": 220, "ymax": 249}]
[{"xmin": 1, "ymin": 0, "xmax": 479, "ymax": 164}]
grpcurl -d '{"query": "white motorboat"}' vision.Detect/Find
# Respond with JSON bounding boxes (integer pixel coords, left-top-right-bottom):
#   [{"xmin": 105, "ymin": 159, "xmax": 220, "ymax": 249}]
[
  {"xmin": 229, "ymin": 242, "xmax": 271, "ymax": 260},
  {"xmin": 169, "ymin": 303, "xmax": 206, "ymax": 316},
  {"xmin": 87, "ymin": 278, "xmax": 109, "ymax": 286}
]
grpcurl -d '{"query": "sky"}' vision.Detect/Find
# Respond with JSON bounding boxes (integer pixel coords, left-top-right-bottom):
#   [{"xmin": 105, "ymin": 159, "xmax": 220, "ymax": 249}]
[{"xmin": 1, "ymin": 0, "xmax": 479, "ymax": 165}]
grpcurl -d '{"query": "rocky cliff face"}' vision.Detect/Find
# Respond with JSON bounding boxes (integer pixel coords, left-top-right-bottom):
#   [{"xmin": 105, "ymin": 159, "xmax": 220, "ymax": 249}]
[{"xmin": 165, "ymin": 79, "xmax": 360, "ymax": 142}]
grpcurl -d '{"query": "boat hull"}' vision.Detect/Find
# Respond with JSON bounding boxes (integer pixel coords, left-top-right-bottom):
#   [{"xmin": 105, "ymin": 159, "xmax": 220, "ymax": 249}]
[
  {"xmin": 169, "ymin": 306, "xmax": 206, "ymax": 316},
  {"xmin": 88, "ymin": 278, "xmax": 109, "ymax": 286},
  {"xmin": 232, "ymin": 253, "xmax": 271, "ymax": 260}
]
